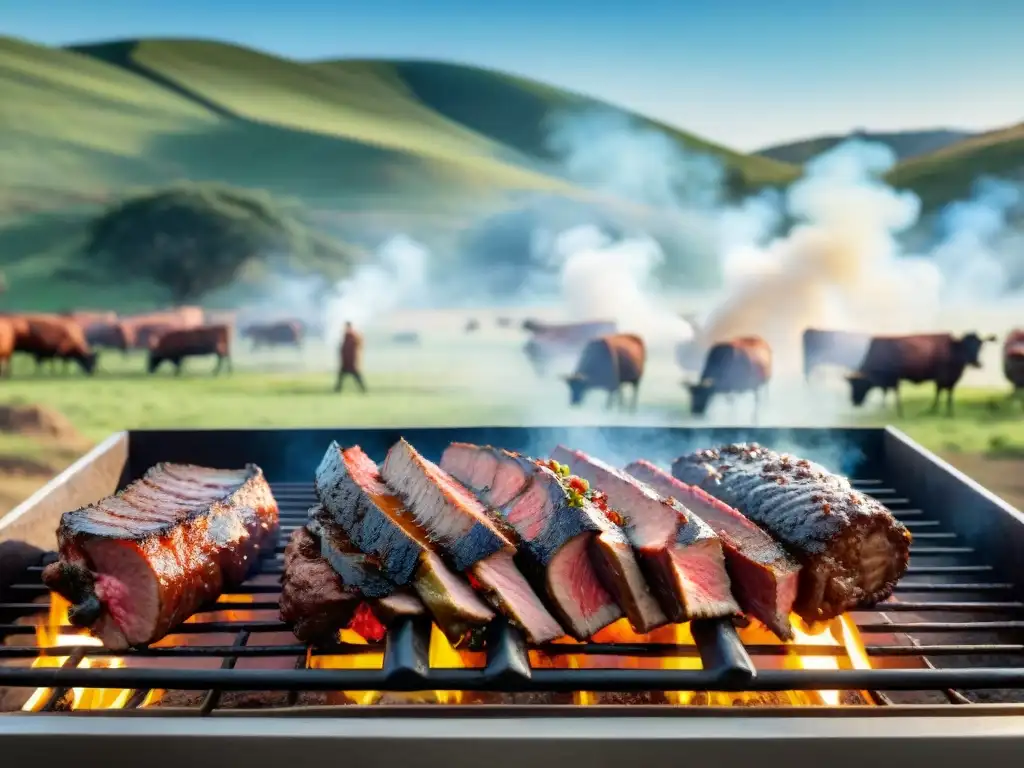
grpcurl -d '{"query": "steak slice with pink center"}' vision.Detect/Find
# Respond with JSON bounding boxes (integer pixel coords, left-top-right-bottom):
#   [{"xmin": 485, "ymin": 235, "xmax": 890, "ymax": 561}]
[
  {"xmin": 551, "ymin": 446, "xmax": 739, "ymax": 623},
  {"xmin": 626, "ymin": 460, "xmax": 800, "ymax": 639},
  {"xmin": 442, "ymin": 443, "xmax": 666, "ymax": 636}
]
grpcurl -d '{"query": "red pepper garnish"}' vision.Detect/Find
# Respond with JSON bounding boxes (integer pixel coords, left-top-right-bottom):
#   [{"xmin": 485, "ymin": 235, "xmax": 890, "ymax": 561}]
[
  {"xmin": 348, "ymin": 602, "xmax": 386, "ymax": 642},
  {"xmin": 567, "ymin": 476, "xmax": 588, "ymax": 495}
]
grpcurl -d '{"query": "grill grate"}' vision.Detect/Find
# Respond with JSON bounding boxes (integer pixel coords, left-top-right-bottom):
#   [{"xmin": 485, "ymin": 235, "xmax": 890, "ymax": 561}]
[{"xmin": 4, "ymin": 474, "xmax": 1024, "ymax": 714}]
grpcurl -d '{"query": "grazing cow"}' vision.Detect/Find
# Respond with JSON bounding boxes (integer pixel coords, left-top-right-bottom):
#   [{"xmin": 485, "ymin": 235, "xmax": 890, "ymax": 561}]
[
  {"xmin": 563, "ymin": 333, "xmax": 645, "ymax": 410},
  {"xmin": 687, "ymin": 336, "xmax": 772, "ymax": 421},
  {"xmin": 335, "ymin": 322, "xmax": 366, "ymax": 393},
  {"xmin": 802, "ymin": 328, "xmax": 872, "ymax": 382},
  {"xmin": 0, "ymin": 318, "xmax": 14, "ymax": 378},
  {"xmin": 241, "ymin": 320, "xmax": 304, "ymax": 350},
  {"xmin": 846, "ymin": 332, "xmax": 996, "ymax": 417},
  {"xmin": 523, "ymin": 320, "xmax": 617, "ymax": 376},
  {"xmin": 63, "ymin": 310, "xmax": 117, "ymax": 328},
  {"xmin": 122, "ymin": 307, "xmax": 205, "ymax": 349},
  {"xmin": 148, "ymin": 325, "xmax": 232, "ymax": 375},
  {"xmin": 15, "ymin": 317, "xmax": 98, "ymax": 375},
  {"xmin": 86, "ymin": 321, "xmax": 135, "ymax": 353},
  {"xmin": 1004, "ymin": 329, "xmax": 1024, "ymax": 404}
]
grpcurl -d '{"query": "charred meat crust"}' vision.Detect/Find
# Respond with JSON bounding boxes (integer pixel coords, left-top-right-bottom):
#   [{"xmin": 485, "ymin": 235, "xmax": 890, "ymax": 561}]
[
  {"xmin": 305, "ymin": 506, "xmax": 396, "ymax": 598},
  {"xmin": 280, "ymin": 528, "xmax": 360, "ymax": 644},
  {"xmin": 43, "ymin": 463, "xmax": 279, "ymax": 649},
  {"xmin": 671, "ymin": 443, "xmax": 912, "ymax": 622}
]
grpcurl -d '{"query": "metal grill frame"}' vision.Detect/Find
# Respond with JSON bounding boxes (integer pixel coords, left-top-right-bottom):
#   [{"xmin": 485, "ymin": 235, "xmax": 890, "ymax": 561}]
[{"xmin": 2, "ymin": 426, "xmax": 1024, "ymax": 742}]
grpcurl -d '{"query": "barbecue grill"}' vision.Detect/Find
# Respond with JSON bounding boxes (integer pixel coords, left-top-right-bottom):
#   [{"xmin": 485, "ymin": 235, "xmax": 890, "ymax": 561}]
[{"xmin": 2, "ymin": 426, "xmax": 1024, "ymax": 764}]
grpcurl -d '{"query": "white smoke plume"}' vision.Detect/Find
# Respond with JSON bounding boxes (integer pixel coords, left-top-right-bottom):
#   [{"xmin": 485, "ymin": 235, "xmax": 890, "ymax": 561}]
[{"xmin": 324, "ymin": 234, "xmax": 429, "ymax": 342}]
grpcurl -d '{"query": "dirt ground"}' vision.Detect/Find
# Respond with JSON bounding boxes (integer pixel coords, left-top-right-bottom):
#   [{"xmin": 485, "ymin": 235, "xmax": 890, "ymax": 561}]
[{"xmin": 940, "ymin": 452, "xmax": 1024, "ymax": 512}]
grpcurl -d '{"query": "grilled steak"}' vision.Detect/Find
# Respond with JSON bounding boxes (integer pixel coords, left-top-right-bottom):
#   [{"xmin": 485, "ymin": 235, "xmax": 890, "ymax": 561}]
[
  {"xmin": 381, "ymin": 438, "xmax": 515, "ymax": 570},
  {"xmin": 625, "ymin": 460, "xmax": 801, "ymax": 639},
  {"xmin": 551, "ymin": 446, "xmax": 739, "ymax": 623},
  {"xmin": 442, "ymin": 443, "xmax": 665, "ymax": 635},
  {"xmin": 42, "ymin": 463, "xmax": 279, "ymax": 650},
  {"xmin": 280, "ymin": 527, "xmax": 361, "ymax": 643},
  {"xmin": 280, "ymin": 527, "xmax": 424, "ymax": 644},
  {"xmin": 305, "ymin": 506, "xmax": 395, "ymax": 598},
  {"xmin": 383, "ymin": 439, "xmax": 563, "ymax": 644},
  {"xmin": 315, "ymin": 443, "xmax": 495, "ymax": 646},
  {"xmin": 671, "ymin": 443, "xmax": 912, "ymax": 622}
]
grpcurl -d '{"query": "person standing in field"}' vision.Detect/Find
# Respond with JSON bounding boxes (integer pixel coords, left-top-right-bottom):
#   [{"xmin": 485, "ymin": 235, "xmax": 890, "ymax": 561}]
[{"xmin": 335, "ymin": 321, "xmax": 366, "ymax": 393}]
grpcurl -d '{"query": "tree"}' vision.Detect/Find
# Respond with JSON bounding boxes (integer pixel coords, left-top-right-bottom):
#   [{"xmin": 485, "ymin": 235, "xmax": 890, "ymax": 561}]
[{"xmin": 85, "ymin": 184, "xmax": 298, "ymax": 302}]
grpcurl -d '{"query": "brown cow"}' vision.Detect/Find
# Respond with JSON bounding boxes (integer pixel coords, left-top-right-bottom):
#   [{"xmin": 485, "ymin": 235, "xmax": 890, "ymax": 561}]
[
  {"xmin": 147, "ymin": 325, "xmax": 232, "ymax": 376},
  {"xmin": 241, "ymin": 320, "xmax": 304, "ymax": 350},
  {"xmin": 563, "ymin": 333, "xmax": 645, "ymax": 410},
  {"xmin": 1003, "ymin": 329, "xmax": 1024, "ymax": 405},
  {"xmin": 63, "ymin": 310, "xmax": 117, "ymax": 328},
  {"xmin": 802, "ymin": 328, "xmax": 872, "ymax": 382},
  {"xmin": 122, "ymin": 307, "xmax": 205, "ymax": 349},
  {"xmin": 523, "ymin": 319, "xmax": 617, "ymax": 376},
  {"xmin": 335, "ymin": 322, "xmax": 366, "ymax": 393},
  {"xmin": 14, "ymin": 316, "xmax": 98, "ymax": 375},
  {"xmin": 0, "ymin": 317, "xmax": 15, "ymax": 378},
  {"xmin": 687, "ymin": 336, "xmax": 772, "ymax": 421},
  {"xmin": 846, "ymin": 332, "xmax": 996, "ymax": 417}
]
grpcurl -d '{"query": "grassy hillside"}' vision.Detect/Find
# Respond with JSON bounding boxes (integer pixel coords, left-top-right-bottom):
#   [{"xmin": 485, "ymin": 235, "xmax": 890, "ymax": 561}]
[
  {"xmin": 887, "ymin": 122, "xmax": 1024, "ymax": 210},
  {"xmin": 757, "ymin": 129, "xmax": 973, "ymax": 165}
]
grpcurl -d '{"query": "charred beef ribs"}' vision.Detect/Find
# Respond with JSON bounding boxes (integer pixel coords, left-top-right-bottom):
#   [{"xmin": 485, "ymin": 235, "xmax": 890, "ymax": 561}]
[
  {"xmin": 551, "ymin": 446, "xmax": 739, "ymax": 623},
  {"xmin": 442, "ymin": 443, "xmax": 666, "ymax": 635},
  {"xmin": 382, "ymin": 440, "xmax": 563, "ymax": 643},
  {"xmin": 42, "ymin": 463, "xmax": 279, "ymax": 650},
  {"xmin": 315, "ymin": 443, "xmax": 497, "ymax": 646},
  {"xmin": 671, "ymin": 443, "xmax": 912, "ymax": 622},
  {"xmin": 626, "ymin": 460, "xmax": 801, "ymax": 639}
]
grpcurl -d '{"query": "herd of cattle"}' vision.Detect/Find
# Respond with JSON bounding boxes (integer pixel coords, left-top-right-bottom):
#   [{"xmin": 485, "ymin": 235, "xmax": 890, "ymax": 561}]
[
  {"xmin": 2, "ymin": 304, "xmax": 1023, "ymax": 421},
  {"xmin": 521, "ymin": 318, "xmax": 1020, "ymax": 418},
  {"xmin": 0, "ymin": 307, "xmax": 308, "ymax": 377}
]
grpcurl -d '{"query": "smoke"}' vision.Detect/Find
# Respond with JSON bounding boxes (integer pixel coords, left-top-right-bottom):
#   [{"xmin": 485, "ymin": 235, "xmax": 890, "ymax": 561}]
[{"xmin": 324, "ymin": 234, "xmax": 430, "ymax": 341}]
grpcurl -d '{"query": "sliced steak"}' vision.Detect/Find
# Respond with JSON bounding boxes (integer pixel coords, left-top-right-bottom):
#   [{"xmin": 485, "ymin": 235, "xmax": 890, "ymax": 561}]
[
  {"xmin": 315, "ymin": 443, "xmax": 494, "ymax": 646},
  {"xmin": 381, "ymin": 438, "xmax": 515, "ymax": 570},
  {"xmin": 443, "ymin": 443, "xmax": 663, "ymax": 635},
  {"xmin": 371, "ymin": 590, "xmax": 426, "ymax": 624},
  {"xmin": 280, "ymin": 528, "xmax": 361, "ymax": 643},
  {"xmin": 305, "ymin": 506, "xmax": 395, "ymax": 598},
  {"xmin": 42, "ymin": 463, "xmax": 279, "ymax": 650},
  {"xmin": 626, "ymin": 460, "xmax": 800, "ymax": 639},
  {"xmin": 671, "ymin": 443, "xmax": 912, "ymax": 622},
  {"xmin": 551, "ymin": 446, "xmax": 739, "ymax": 623},
  {"xmin": 384, "ymin": 440, "xmax": 563, "ymax": 644}
]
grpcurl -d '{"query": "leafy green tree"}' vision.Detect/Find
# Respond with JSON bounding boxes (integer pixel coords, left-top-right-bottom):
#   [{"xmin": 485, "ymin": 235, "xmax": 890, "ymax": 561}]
[{"xmin": 85, "ymin": 184, "xmax": 302, "ymax": 302}]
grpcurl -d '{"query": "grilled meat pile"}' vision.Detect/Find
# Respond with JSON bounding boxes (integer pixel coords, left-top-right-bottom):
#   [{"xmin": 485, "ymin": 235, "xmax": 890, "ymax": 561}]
[
  {"xmin": 284, "ymin": 439, "xmax": 910, "ymax": 646},
  {"xmin": 42, "ymin": 463, "xmax": 280, "ymax": 650}
]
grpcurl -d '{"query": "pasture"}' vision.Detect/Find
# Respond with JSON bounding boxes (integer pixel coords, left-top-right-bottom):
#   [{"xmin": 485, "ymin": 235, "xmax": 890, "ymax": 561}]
[{"xmin": 3, "ymin": 310, "xmax": 1024, "ymax": 514}]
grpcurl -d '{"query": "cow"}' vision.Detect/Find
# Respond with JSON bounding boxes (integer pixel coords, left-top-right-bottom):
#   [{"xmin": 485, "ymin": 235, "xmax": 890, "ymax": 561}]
[
  {"xmin": 122, "ymin": 307, "xmax": 205, "ymax": 349},
  {"xmin": 14, "ymin": 316, "xmax": 98, "ymax": 375},
  {"xmin": 802, "ymin": 328, "xmax": 872, "ymax": 382},
  {"xmin": 687, "ymin": 336, "xmax": 772, "ymax": 421},
  {"xmin": 85, "ymin": 321, "xmax": 135, "ymax": 353},
  {"xmin": 465, "ymin": 318, "xmax": 480, "ymax": 333},
  {"xmin": 62, "ymin": 310, "xmax": 117, "ymax": 328},
  {"xmin": 148, "ymin": 325, "xmax": 232, "ymax": 376},
  {"xmin": 563, "ymin": 333, "xmax": 645, "ymax": 410},
  {"xmin": 1004, "ymin": 329, "xmax": 1024, "ymax": 405},
  {"xmin": 0, "ymin": 317, "xmax": 15, "ymax": 378},
  {"xmin": 522, "ymin": 320, "xmax": 617, "ymax": 376},
  {"xmin": 335, "ymin": 322, "xmax": 366, "ymax": 393},
  {"xmin": 241, "ymin": 320, "xmax": 304, "ymax": 350},
  {"xmin": 846, "ymin": 332, "xmax": 996, "ymax": 417}
]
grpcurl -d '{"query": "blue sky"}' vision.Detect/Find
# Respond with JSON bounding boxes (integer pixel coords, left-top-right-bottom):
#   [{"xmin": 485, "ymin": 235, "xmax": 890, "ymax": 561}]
[{"xmin": 3, "ymin": 0, "xmax": 1022, "ymax": 150}]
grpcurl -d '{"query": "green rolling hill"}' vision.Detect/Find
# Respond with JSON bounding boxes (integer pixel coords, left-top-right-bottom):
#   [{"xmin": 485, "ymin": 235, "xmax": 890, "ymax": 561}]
[{"xmin": 756, "ymin": 129, "xmax": 974, "ymax": 166}]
